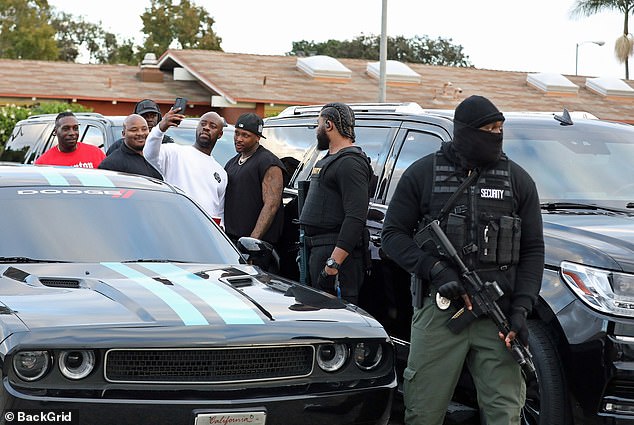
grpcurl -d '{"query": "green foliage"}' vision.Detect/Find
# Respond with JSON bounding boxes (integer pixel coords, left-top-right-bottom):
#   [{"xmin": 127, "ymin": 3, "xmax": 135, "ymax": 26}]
[
  {"xmin": 139, "ymin": 0, "xmax": 222, "ymax": 57},
  {"xmin": 51, "ymin": 11, "xmax": 138, "ymax": 64},
  {"xmin": 0, "ymin": 101, "xmax": 91, "ymax": 148},
  {"xmin": 0, "ymin": 0, "xmax": 58, "ymax": 60},
  {"xmin": 289, "ymin": 34, "xmax": 472, "ymax": 67}
]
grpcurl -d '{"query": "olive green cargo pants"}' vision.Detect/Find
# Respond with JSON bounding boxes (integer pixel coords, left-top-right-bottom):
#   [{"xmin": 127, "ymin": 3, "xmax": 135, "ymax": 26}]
[{"xmin": 403, "ymin": 293, "xmax": 525, "ymax": 425}]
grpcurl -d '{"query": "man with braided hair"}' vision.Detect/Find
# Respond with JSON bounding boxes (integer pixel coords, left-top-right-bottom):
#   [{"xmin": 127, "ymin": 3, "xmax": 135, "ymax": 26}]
[{"xmin": 299, "ymin": 102, "xmax": 373, "ymax": 304}]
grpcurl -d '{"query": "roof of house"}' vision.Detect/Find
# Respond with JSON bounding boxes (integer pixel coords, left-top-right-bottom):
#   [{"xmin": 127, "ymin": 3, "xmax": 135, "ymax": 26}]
[
  {"xmin": 159, "ymin": 49, "xmax": 634, "ymax": 122},
  {"xmin": 0, "ymin": 58, "xmax": 210, "ymax": 104},
  {"xmin": 1, "ymin": 50, "xmax": 633, "ymax": 122}
]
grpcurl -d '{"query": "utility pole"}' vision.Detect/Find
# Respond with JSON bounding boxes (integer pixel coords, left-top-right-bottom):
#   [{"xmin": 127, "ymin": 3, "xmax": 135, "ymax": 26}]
[{"xmin": 378, "ymin": 0, "xmax": 387, "ymax": 102}]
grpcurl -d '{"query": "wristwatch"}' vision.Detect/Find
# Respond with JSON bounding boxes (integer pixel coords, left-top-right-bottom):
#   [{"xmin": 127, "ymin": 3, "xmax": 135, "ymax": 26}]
[{"xmin": 325, "ymin": 257, "xmax": 340, "ymax": 270}]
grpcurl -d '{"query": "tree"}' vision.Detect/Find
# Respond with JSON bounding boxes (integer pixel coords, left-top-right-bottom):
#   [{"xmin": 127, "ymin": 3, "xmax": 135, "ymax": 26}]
[
  {"xmin": 571, "ymin": 0, "xmax": 634, "ymax": 79},
  {"xmin": 140, "ymin": 0, "xmax": 222, "ymax": 57},
  {"xmin": 51, "ymin": 11, "xmax": 138, "ymax": 64},
  {"xmin": 0, "ymin": 0, "xmax": 58, "ymax": 60},
  {"xmin": 288, "ymin": 34, "xmax": 471, "ymax": 67}
]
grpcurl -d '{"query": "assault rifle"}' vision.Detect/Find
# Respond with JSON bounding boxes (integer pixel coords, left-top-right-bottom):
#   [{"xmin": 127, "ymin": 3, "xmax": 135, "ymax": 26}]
[{"xmin": 414, "ymin": 220, "xmax": 537, "ymax": 383}]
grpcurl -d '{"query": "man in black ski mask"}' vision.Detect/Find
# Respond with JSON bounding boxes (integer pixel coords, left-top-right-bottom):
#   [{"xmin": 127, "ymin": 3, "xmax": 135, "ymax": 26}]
[
  {"xmin": 381, "ymin": 94, "xmax": 544, "ymax": 425},
  {"xmin": 452, "ymin": 94, "xmax": 505, "ymax": 169}
]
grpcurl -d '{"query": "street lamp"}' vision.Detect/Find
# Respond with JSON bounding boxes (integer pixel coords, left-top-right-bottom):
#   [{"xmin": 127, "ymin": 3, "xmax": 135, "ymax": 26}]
[{"xmin": 575, "ymin": 40, "xmax": 605, "ymax": 76}]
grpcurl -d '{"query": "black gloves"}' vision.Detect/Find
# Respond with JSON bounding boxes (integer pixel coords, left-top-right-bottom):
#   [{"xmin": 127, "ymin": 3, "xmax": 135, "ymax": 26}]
[
  {"xmin": 437, "ymin": 280, "xmax": 467, "ymax": 299},
  {"xmin": 510, "ymin": 306, "xmax": 529, "ymax": 346},
  {"xmin": 429, "ymin": 261, "xmax": 464, "ymax": 299}
]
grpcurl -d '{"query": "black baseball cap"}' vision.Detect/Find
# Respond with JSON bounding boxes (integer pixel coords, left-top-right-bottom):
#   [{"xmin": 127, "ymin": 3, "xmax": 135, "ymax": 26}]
[
  {"xmin": 235, "ymin": 113, "xmax": 266, "ymax": 138},
  {"xmin": 134, "ymin": 99, "xmax": 162, "ymax": 118}
]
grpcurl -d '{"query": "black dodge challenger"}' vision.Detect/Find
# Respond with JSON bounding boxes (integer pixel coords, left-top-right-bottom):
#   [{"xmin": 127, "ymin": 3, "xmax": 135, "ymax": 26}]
[{"xmin": 0, "ymin": 165, "xmax": 395, "ymax": 425}]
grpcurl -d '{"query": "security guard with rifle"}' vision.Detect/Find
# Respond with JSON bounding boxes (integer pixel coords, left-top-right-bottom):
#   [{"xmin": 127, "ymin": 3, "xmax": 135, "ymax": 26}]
[{"xmin": 381, "ymin": 95, "xmax": 544, "ymax": 425}]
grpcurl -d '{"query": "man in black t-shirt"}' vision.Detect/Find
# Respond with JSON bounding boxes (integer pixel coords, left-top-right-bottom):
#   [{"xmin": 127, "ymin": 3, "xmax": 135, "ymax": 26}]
[{"xmin": 224, "ymin": 113, "xmax": 285, "ymax": 253}]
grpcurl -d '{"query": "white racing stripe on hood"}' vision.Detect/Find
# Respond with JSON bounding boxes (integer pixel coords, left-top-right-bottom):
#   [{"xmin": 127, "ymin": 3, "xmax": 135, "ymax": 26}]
[
  {"xmin": 102, "ymin": 262, "xmax": 209, "ymax": 326},
  {"xmin": 141, "ymin": 263, "xmax": 264, "ymax": 325}
]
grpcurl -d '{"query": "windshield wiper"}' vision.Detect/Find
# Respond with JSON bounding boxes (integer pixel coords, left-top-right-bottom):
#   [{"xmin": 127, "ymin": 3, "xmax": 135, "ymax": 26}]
[
  {"xmin": 541, "ymin": 202, "xmax": 630, "ymax": 214},
  {"xmin": 0, "ymin": 257, "xmax": 68, "ymax": 263},
  {"xmin": 121, "ymin": 259, "xmax": 189, "ymax": 263}
]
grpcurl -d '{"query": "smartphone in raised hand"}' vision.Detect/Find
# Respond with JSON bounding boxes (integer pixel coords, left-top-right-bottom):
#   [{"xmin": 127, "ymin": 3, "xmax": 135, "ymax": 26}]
[{"xmin": 173, "ymin": 97, "xmax": 187, "ymax": 113}]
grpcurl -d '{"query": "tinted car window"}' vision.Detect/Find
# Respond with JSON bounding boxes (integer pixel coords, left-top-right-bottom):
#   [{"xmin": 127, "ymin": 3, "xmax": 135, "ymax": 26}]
[
  {"xmin": 82, "ymin": 125, "xmax": 106, "ymax": 149},
  {"xmin": 385, "ymin": 130, "xmax": 444, "ymax": 203},
  {"xmin": 503, "ymin": 120, "xmax": 634, "ymax": 207},
  {"xmin": 261, "ymin": 126, "xmax": 316, "ymax": 163},
  {"xmin": 0, "ymin": 123, "xmax": 49, "ymax": 162},
  {"xmin": 281, "ymin": 126, "xmax": 395, "ymax": 192},
  {"xmin": 0, "ymin": 188, "xmax": 241, "ymax": 264}
]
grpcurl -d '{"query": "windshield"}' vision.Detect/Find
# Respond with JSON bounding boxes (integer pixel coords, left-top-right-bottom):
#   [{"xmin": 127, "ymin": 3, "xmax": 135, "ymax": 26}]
[
  {"xmin": 504, "ymin": 120, "xmax": 634, "ymax": 209},
  {"xmin": 0, "ymin": 187, "xmax": 242, "ymax": 264}
]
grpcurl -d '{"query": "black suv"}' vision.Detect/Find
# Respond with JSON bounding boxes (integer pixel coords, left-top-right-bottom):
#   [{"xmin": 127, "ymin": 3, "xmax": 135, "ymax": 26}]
[{"xmin": 261, "ymin": 103, "xmax": 634, "ymax": 425}]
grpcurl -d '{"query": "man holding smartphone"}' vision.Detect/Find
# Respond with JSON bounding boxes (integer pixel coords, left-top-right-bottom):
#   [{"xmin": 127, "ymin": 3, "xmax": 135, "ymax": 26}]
[{"xmin": 144, "ymin": 104, "xmax": 227, "ymax": 223}]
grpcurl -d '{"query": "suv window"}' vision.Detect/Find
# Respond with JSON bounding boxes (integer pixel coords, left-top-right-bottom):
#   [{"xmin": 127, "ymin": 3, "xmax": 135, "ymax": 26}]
[
  {"xmin": 0, "ymin": 122, "xmax": 49, "ymax": 162},
  {"xmin": 261, "ymin": 126, "xmax": 316, "ymax": 163},
  {"xmin": 82, "ymin": 125, "xmax": 106, "ymax": 149},
  {"xmin": 384, "ymin": 130, "xmax": 444, "ymax": 203},
  {"xmin": 280, "ymin": 126, "xmax": 396, "ymax": 193}
]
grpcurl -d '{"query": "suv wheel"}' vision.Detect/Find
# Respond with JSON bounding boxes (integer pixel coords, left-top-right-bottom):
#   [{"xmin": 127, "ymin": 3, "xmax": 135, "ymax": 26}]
[{"xmin": 522, "ymin": 320, "xmax": 571, "ymax": 425}]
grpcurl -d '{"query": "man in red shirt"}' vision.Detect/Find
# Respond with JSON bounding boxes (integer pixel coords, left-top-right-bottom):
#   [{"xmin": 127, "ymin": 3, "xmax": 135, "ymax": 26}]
[{"xmin": 35, "ymin": 112, "xmax": 105, "ymax": 168}]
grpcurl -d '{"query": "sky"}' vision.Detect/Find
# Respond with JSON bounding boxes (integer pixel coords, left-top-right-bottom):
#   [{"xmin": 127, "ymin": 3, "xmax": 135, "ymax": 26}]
[{"xmin": 48, "ymin": 0, "xmax": 626, "ymax": 79}]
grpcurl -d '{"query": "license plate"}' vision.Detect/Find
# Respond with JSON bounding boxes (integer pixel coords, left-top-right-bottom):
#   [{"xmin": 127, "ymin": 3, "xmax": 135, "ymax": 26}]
[{"xmin": 194, "ymin": 411, "xmax": 266, "ymax": 425}]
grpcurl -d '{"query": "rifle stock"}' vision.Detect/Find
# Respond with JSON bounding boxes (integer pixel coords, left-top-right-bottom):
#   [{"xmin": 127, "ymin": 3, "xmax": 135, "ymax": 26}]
[{"xmin": 415, "ymin": 220, "xmax": 538, "ymax": 383}]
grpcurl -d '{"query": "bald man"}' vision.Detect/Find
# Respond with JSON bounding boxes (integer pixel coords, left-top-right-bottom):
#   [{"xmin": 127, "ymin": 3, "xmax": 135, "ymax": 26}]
[
  {"xmin": 98, "ymin": 114, "xmax": 163, "ymax": 180},
  {"xmin": 144, "ymin": 109, "xmax": 227, "ymax": 222}
]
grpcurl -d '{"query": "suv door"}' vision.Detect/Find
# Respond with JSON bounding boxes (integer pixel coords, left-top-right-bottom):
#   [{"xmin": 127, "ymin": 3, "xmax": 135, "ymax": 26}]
[{"xmin": 362, "ymin": 124, "xmax": 450, "ymax": 340}]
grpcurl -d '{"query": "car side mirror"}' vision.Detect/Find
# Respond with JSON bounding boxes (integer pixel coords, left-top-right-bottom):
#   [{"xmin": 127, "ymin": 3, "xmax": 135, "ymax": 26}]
[{"xmin": 236, "ymin": 237, "xmax": 280, "ymax": 273}]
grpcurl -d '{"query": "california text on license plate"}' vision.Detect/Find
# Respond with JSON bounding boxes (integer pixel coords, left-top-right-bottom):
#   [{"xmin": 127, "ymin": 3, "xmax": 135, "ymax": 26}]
[{"xmin": 194, "ymin": 411, "xmax": 266, "ymax": 425}]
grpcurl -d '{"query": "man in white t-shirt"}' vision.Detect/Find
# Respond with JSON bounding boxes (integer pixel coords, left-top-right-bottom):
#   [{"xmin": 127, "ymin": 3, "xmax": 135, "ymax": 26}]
[{"xmin": 144, "ymin": 108, "xmax": 227, "ymax": 223}]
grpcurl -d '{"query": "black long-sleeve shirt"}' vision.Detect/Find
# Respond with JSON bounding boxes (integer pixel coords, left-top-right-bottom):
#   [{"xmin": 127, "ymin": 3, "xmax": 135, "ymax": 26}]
[{"xmin": 381, "ymin": 142, "xmax": 544, "ymax": 312}]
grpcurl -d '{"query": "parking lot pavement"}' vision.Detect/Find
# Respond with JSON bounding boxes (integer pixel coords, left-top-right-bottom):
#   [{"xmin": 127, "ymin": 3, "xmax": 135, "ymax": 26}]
[{"xmin": 388, "ymin": 397, "xmax": 481, "ymax": 424}]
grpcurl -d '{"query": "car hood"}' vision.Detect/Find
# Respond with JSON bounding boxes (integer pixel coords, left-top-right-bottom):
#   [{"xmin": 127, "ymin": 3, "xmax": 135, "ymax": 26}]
[
  {"xmin": 0, "ymin": 263, "xmax": 379, "ymax": 334},
  {"xmin": 543, "ymin": 212, "xmax": 634, "ymax": 272}
]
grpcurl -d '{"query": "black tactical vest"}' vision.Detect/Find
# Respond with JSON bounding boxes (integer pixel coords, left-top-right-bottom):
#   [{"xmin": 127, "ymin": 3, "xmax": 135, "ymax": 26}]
[
  {"xmin": 300, "ymin": 148, "xmax": 371, "ymax": 232},
  {"xmin": 430, "ymin": 152, "xmax": 521, "ymax": 270}
]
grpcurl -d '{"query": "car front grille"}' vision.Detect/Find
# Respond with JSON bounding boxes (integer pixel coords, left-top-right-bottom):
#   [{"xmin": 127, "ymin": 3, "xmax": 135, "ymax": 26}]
[
  {"xmin": 105, "ymin": 346, "xmax": 314, "ymax": 383},
  {"xmin": 605, "ymin": 378, "xmax": 634, "ymax": 399}
]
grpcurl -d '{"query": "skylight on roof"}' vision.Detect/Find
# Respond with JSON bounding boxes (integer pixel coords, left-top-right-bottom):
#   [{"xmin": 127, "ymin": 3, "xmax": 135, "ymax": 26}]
[
  {"xmin": 296, "ymin": 55, "xmax": 352, "ymax": 80},
  {"xmin": 586, "ymin": 77, "xmax": 634, "ymax": 97},
  {"xmin": 526, "ymin": 73, "xmax": 578, "ymax": 94},
  {"xmin": 366, "ymin": 60, "xmax": 421, "ymax": 84}
]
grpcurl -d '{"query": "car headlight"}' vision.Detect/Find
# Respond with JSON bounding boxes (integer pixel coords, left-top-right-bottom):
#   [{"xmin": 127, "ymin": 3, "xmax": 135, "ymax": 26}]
[
  {"xmin": 561, "ymin": 261, "xmax": 634, "ymax": 317},
  {"xmin": 316, "ymin": 344, "xmax": 348, "ymax": 372},
  {"xmin": 353, "ymin": 342, "xmax": 384, "ymax": 370},
  {"xmin": 59, "ymin": 350, "xmax": 96, "ymax": 380},
  {"xmin": 13, "ymin": 351, "xmax": 50, "ymax": 381}
]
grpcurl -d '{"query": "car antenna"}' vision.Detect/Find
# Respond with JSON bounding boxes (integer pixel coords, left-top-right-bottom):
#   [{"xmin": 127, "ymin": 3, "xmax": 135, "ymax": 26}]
[{"xmin": 554, "ymin": 108, "xmax": 573, "ymax": 126}]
